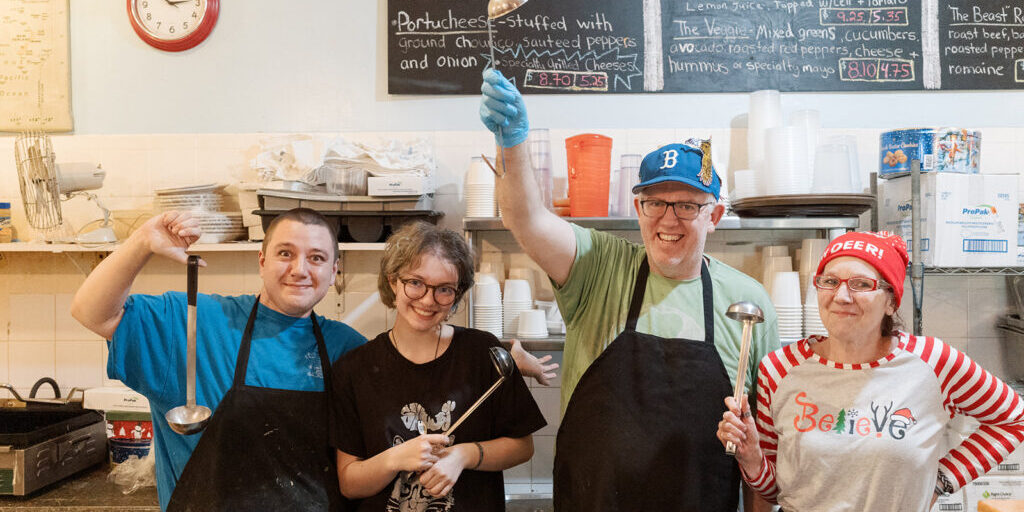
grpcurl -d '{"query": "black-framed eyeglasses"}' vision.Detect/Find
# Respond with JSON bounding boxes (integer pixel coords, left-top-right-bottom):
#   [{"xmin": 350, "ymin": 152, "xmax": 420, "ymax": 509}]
[
  {"xmin": 397, "ymin": 277, "xmax": 459, "ymax": 305},
  {"xmin": 813, "ymin": 275, "xmax": 890, "ymax": 293},
  {"xmin": 639, "ymin": 199, "xmax": 714, "ymax": 220}
]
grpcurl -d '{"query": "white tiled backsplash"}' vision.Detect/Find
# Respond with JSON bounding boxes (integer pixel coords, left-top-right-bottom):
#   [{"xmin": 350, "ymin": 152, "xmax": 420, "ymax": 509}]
[{"xmin": 1, "ymin": 127, "xmax": 1021, "ymax": 494}]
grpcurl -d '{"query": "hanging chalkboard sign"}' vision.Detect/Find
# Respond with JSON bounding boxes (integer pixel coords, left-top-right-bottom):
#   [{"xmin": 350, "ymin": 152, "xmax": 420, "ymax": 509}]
[{"xmin": 387, "ymin": 0, "xmax": 1024, "ymax": 94}]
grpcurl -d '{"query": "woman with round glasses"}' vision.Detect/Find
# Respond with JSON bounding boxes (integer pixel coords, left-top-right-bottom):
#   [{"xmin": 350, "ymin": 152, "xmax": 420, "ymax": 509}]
[
  {"xmin": 716, "ymin": 231, "xmax": 1024, "ymax": 511},
  {"xmin": 330, "ymin": 221, "xmax": 547, "ymax": 511}
]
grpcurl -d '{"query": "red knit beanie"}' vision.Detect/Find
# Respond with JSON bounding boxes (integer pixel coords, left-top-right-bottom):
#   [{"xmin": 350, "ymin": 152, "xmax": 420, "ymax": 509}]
[{"xmin": 815, "ymin": 231, "xmax": 910, "ymax": 306}]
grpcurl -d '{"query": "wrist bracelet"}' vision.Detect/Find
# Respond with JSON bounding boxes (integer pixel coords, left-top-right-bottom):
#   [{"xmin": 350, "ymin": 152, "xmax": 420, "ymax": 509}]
[{"xmin": 471, "ymin": 442, "xmax": 484, "ymax": 470}]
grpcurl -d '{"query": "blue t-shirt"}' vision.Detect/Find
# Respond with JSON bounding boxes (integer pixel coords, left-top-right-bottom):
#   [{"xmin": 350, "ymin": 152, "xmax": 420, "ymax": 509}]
[{"xmin": 108, "ymin": 293, "xmax": 366, "ymax": 511}]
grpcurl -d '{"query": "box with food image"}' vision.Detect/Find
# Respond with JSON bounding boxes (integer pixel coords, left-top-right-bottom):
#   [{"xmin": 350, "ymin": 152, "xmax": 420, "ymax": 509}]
[
  {"xmin": 963, "ymin": 476, "xmax": 1024, "ymax": 512},
  {"xmin": 879, "ymin": 128, "xmax": 981, "ymax": 178}
]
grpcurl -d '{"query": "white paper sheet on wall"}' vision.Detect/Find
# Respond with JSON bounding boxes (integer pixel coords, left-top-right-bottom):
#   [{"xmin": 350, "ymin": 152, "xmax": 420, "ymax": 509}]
[{"xmin": 0, "ymin": 0, "xmax": 72, "ymax": 132}]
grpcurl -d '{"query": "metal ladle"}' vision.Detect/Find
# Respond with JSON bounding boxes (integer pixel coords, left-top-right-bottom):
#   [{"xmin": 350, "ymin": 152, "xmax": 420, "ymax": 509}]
[
  {"xmin": 444, "ymin": 346, "xmax": 514, "ymax": 437},
  {"xmin": 724, "ymin": 301, "xmax": 764, "ymax": 455},
  {"xmin": 485, "ymin": 0, "xmax": 528, "ymax": 177},
  {"xmin": 166, "ymin": 255, "xmax": 212, "ymax": 435}
]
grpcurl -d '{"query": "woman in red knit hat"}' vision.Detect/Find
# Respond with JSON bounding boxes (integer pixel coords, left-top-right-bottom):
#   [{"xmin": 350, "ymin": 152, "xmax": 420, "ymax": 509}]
[{"xmin": 716, "ymin": 231, "xmax": 1024, "ymax": 511}]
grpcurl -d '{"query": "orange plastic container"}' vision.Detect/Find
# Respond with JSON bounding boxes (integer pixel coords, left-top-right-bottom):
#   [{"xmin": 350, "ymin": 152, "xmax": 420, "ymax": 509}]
[{"xmin": 565, "ymin": 134, "xmax": 612, "ymax": 217}]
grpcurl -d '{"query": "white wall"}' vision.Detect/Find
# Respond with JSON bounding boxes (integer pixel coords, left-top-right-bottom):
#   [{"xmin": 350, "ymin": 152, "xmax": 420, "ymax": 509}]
[{"xmin": 68, "ymin": 1, "xmax": 1024, "ymax": 134}]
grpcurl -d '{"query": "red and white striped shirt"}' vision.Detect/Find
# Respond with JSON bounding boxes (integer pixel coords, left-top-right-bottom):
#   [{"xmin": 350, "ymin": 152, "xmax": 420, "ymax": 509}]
[{"xmin": 744, "ymin": 332, "xmax": 1024, "ymax": 510}]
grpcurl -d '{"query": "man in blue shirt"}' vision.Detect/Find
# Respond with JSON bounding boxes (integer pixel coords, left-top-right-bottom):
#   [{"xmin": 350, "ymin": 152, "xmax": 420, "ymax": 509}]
[{"xmin": 71, "ymin": 207, "xmax": 365, "ymax": 511}]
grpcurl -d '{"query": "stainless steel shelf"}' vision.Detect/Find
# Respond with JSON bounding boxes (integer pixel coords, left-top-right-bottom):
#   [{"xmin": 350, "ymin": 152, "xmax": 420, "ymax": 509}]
[
  {"xmin": 464, "ymin": 216, "xmax": 860, "ymax": 232},
  {"xmin": 923, "ymin": 267, "xmax": 1024, "ymax": 276},
  {"xmin": 0, "ymin": 242, "xmax": 387, "ymax": 253},
  {"xmin": 499, "ymin": 336, "xmax": 565, "ymax": 352}
]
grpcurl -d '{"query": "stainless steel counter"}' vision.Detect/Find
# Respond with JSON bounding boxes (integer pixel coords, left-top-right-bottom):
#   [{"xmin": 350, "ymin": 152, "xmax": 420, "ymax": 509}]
[
  {"xmin": 0, "ymin": 463, "xmax": 552, "ymax": 511},
  {"xmin": 0, "ymin": 463, "xmax": 159, "ymax": 511}
]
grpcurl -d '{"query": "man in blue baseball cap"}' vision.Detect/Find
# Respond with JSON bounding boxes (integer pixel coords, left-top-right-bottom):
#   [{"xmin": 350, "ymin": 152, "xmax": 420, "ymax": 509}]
[{"xmin": 479, "ymin": 70, "xmax": 779, "ymax": 512}]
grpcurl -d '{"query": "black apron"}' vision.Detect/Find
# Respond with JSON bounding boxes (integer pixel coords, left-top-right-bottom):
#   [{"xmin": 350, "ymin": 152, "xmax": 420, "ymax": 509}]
[
  {"xmin": 554, "ymin": 258, "xmax": 741, "ymax": 512},
  {"xmin": 167, "ymin": 299, "xmax": 345, "ymax": 512}
]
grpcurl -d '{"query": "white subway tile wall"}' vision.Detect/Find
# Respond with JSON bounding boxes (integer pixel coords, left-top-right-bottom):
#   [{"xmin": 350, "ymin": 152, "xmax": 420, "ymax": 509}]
[{"xmin": 0, "ymin": 127, "xmax": 1021, "ymax": 494}]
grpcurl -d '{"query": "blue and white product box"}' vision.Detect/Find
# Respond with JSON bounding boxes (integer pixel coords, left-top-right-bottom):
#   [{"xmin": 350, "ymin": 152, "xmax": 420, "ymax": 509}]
[
  {"xmin": 878, "ymin": 173, "xmax": 1019, "ymax": 267},
  {"xmin": 879, "ymin": 128, "xmax": 981, "ymax": 179},
  {"xmin": 963, "ymin": 476, "xmax": 1024, "ymax": 512}
]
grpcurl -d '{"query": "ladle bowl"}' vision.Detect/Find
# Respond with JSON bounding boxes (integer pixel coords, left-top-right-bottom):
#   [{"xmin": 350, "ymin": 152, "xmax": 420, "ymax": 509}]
[
  {"xmin": 166, "ymin": 405, "xmax": 212, "ymax": 436},
  {"xmin": 487, "ymin": 0, "xmax": 528, "ymax": 19},
  {"xmin": 489, "ymin": 345, "xmax": 514, "ymax": 378},
  {"xmin": 725, "ymin": 301, "xmax": 765, "ymax": 324},
  {"xmin": 166, "ymin": 255, "xmax": 212, "ymax": 435}
]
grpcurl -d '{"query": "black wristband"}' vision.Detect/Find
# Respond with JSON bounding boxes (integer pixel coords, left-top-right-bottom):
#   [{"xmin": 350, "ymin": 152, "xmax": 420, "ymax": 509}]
[{"xmin": 471, "ymin": 442, "xmax": 484, "ymax": 470}]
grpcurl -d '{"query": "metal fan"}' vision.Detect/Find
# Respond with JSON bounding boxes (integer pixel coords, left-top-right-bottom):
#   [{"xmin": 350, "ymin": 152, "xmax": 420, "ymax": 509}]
[{"xmin": 13, "ymin": 132, "xmax": 116, "ymax": 243}]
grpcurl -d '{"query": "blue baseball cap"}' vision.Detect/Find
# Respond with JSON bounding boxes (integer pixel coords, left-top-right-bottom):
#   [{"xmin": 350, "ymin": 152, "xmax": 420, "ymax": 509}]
[{"xmin": 632, "ymin": 142, "xmax": 721, "ymax": 200}]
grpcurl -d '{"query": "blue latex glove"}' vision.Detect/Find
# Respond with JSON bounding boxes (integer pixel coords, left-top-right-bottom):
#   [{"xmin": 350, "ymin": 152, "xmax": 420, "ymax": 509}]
[{"xmin": 479, "ymin": 69, "xmax": 530, "ymax": 148}]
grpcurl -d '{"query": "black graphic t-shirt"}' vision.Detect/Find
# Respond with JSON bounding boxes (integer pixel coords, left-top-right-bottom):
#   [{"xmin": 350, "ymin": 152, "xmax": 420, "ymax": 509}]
[{"xmin": 330, "ymin": 326, "xmax": 546, "ymax": 512}]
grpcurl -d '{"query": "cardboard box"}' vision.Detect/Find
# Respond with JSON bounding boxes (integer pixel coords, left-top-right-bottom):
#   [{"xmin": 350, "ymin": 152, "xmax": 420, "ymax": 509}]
[
  {"xmin": 878, "ymin": 173, "xmax": 1018, "ymax": 267},
  {"xmin": 965, "ymin": 477, "xmax": 1024, "ymax": 512},
  {"xmin": 933, "ymin": 490, "xmax": 967, "ymax": 511},
  {"xmin": 83, "ymin": 386, "xmax": 151, "ymax": 413},
  {"xmin": 991, "ymin": 445, "xmax": 1024, "ymax": 476},
  {"xmin": 367, "ymin": 175, "xmax": 433, "ymax": 196}
]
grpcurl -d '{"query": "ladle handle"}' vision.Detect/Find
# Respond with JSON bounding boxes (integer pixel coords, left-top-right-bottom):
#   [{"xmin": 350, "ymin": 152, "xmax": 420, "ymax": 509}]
[
  {"xmin": 726, "ymin": 320, "xmax": 754, "ymax": 456},
  {"xmin": 444, "ymin": 376, "xmax": 506, "ymax": 437},
  {"xmin": 186, "ymin": 255, "xmax": 199, "ymax": 408}
]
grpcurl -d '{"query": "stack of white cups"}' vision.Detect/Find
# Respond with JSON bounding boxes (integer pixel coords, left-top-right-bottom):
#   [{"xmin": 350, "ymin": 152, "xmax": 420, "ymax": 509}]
[
  {"xmin": 502, "ymin": 279, "xmax": 533, "ymax": 336},
  {"xmin": 789, "ymin": 109, "xmax": 820, "ymax": 179},
  {"xmin": 472, "ymin": 274, "xmax": 503, "ymax": 338},
  {"xmin": 747, "ymin": 90, "xmax": 782, "ymax": 181},
  {"xmin": 771, "ymin": 271, "xmax": 803, "ymax": 346},
  {"xmin": 798, "ymin": 239, "xmax": 828, "ymax": 304},
  {"xmin": 803, "ymin": 281, "xmax": 828, "ymax": 337},
  {"xmin": 764, "ymin": 126, "xmax": 812, "ymax": 196},
  {"xmin": 731, "ymin": 169, "xmax": 760, "ymax": 200},
  {"xmin": 465, "ymin": 157, "xmax": 496, "ymax": 217},
  {"xmin": 516, "ymin": 309, "xmax": 548, "ymax": 338}
]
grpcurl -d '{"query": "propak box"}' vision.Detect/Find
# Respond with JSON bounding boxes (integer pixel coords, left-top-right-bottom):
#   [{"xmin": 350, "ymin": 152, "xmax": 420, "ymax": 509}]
[
  {"xmin": 878, "ymin": 173, "xmax": 1018, "ymax": 267},
  {"xmin": 367, "ymin": 175, "xmax": 433, "ymax": 196}
]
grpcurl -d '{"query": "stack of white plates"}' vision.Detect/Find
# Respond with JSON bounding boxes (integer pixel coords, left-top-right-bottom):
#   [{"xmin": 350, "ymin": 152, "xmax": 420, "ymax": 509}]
[
  {"xmin": 472, "ymin": 279, "xmax": 502, "ymax": 338},
  {"xmin": 155, "ymin": 184, "xmax": 226, "ymax": 213},
  {"xmin": 194, "ymin": 212, "xmax": 246, "ymax": 243},
  {"xmin": 502, "ymin": 279, "xmax": 533, "ymax": 336},
  {"xmin": 465, "ymin": 157, "xmax": 496, "ymax": 218}
]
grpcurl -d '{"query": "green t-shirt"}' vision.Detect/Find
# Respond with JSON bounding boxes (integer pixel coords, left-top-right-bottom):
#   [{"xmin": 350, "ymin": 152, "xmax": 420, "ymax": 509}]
[{"xmin": 553, "ymin": 225, "xmax": 781, "ymax": 415}]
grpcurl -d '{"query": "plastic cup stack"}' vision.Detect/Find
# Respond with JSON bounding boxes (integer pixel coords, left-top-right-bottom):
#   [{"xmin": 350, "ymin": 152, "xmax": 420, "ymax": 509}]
[
  {"xmin": 747, "ymin": 90, "xmax": 782, "ymax": 175},
  {"xmin": 771, "ymin": 271, "xmax": 804, "ymax": 345},
  {"xmin": 465, "ymin": 157, "xmax": 497, "ymax": 218},
  {"xmin": 617, "ymin": 154, "xmax": 641, "ymax": 218},
  {"xmin": 764, "ymin": 126, "xmax": 812, "ymax": 196},
  {"xmin": 502, "ymin": 279, "xmax": 534, "ymax": 336},
  {"xmin": 529, "ymin": 129, "xmax": 554, "ymax": 210},
  {"xmin": 798, "ymin": 239, "xmax": 828, "ymax": 304},
  {"xmin": 789, "ymin": 109, "xmax": 820, "ymax": 180},
  {"xmin": 472, "ymin": 274, "xmax": 503, "ymax": 338},
  {"xmin": 803, "ymin": 280, "xmax": 828, "ymax": 338},
  {"xmin": 811, "ymin": 144, "xmax": 853, "ymax": 194},
  {"xmin": 731, "ymin": 169, "xmax": 760, "ymax": 200}
]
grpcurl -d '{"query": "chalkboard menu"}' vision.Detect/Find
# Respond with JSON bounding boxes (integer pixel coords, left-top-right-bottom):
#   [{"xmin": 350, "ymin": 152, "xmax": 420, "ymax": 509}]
[{"xmin": 387, "ymin": 0, "xmax": 1024, "ymax": 94}]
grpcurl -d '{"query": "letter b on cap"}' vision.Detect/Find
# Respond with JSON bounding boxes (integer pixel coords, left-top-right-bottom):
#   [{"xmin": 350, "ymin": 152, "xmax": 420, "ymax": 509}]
[{"xmin": 660, "ymin": 150, "xmax": 678, "ymax": 170}]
